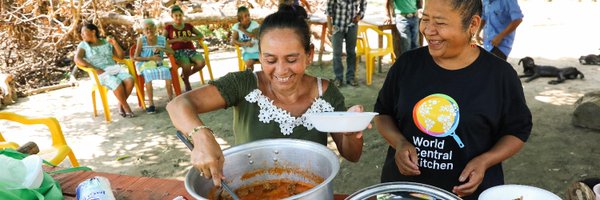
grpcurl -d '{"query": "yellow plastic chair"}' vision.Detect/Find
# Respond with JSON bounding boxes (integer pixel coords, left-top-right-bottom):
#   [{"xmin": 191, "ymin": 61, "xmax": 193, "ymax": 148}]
[
  {"xmin": 77, "ymin": 57, "xmax": 146, "ymax": 122},
  {"xmin": 235, "ymin": 44, "xmax": 261, "ymax": 71},
  {"xmin": 357, "ymin": 24, "xmax": 396, "ymax": 85},
  {"xmin": 355, "ymin": 25, "xmax": 368, "ymax": 74},
  {"xmin": 235, "ymin": 44, "xmax": 246, "ymax": 71},
  {"xmin": 0, "ymin": 112, "xmax": 80, "ymax": 167},
  {"xmin": 197, "ymin": 40, "xmax": 214, "ymax": 84}
]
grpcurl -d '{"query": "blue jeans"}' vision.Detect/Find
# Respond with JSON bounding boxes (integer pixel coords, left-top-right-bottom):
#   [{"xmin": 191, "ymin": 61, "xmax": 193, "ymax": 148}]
[
  {"xmin": 332, "ymin": 25, "xmax": 357, "ymax": 82},
  {"xmin": 395, "ymin": 14, "xmax": 420, "ymax": 53}
]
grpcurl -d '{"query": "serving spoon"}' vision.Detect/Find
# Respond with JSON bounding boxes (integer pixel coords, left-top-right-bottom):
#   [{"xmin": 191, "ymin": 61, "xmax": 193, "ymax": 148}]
[{"xmin": 176, "ymin": 131, "xmax": 240, "ymax": 200}]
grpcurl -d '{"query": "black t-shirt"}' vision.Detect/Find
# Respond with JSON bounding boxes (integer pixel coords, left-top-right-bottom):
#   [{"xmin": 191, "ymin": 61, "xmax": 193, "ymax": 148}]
[{"xmin": 374, "ymin": 47, "xmax": 532, "ymax": 199}]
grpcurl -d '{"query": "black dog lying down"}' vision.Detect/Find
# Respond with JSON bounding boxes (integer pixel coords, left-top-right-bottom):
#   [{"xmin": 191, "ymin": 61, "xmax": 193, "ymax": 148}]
[
  {"xmin": 579, "ymin": 54, "xmax": 600, "ymax": 65},
  {"xmin": 518, "ymin": 57, "xmax": 584, "ymax": 84}
]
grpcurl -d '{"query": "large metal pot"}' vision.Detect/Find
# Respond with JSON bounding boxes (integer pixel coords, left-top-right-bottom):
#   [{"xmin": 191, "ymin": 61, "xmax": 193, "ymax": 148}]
[
  {"xmin": 345, "ymin": 182, "xmax": 462, "ymax": 200},
  {"xmin": 185, "ymin": 139, "xmax": 340, "ymax": 200}
]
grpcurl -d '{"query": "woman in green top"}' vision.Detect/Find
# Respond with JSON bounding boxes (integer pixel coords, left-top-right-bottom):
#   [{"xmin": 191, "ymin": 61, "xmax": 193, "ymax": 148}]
[{"xmin": 166, "ymin": 6, "xmax": 366, "ymax": 187}]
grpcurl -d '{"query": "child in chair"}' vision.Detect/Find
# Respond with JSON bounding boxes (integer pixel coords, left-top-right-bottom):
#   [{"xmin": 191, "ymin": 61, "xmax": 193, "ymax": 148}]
[
  {"xmin": 133, "ymin": 19, "xmax": 175, "ymax": 114},
  {"xmin": 164, "ymin": 5, "xmax": 206, "ymax": 91},
  {"xmin": 231, "ymin": 6, "xmax": 260, "ymax": 71}
]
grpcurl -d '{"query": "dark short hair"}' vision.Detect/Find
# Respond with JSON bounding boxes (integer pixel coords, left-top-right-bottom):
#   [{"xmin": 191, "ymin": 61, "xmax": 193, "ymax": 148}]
[
  {"xmin": 237, "ymin": 6, "xmax": 249, "ymax": 22},
  {"xmin": 171, "ymin": 5, "xmax": 183, "ymax": 14},
  {"xmin": 448, "ymin": 0, "xmax": 482, "ymax": 30},
  {"xmin": 82, "ymin": 23, "xmax": 101, "ymax": 39},
  {"xmin": 258, "ymin": 5, "xmax": 311, "ymax": 53}
]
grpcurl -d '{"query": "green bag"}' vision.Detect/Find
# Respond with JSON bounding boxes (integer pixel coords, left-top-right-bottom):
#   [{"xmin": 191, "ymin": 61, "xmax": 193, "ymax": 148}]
[{"xmin": 0, "ymin": 149, "xmax": 91, "ymax": 200}]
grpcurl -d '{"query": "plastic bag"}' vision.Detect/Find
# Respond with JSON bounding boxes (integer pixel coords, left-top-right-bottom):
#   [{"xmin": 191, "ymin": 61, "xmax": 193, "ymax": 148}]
[{"xmin": 0, "ymin": 149, "xmax": 63, "ymax": 200}]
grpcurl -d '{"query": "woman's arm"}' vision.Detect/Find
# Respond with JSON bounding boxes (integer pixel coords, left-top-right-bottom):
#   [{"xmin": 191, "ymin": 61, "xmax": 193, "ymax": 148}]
[
  {"xmin": 132, "ymin": 37, "xmax": 148, "ymax": 62},
  {"xmin": 330, "ymin": 105, "xmax": 365, "ymax": 162},
  {"xmin": 230, "ymin": 30, "xmax": 250, "ymax": 47},
  {"xmin": 189, "ymin": 25, "xmax": 204, "ymax": 41},
  {"xmin": 162, "ymin": 43, "xmax": 175, "ymax": 55},
  {"xmin": 452, "ymin": 135, "xmax": 525, "ymax": 197},
  {"xmin": 166, "ymin": 84, "xmax": 228, "ymax": 187},
  {"xmin": 74, "ymin": 48, "xmax": 104, "ymax": 74},
  {"xmin": 237, "ymin": 23, "xmax": 258, "ymax": 39},
  {"xmin": 108, "ymin": 36, "xmax": 125, "ymax": 59},
  {"xmin": 374, "ymin": 114, "xmax": 420, "ymax": 175}
]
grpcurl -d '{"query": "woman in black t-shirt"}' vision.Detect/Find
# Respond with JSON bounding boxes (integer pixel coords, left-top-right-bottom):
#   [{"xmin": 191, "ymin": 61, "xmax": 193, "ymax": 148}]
[{"xmin": 373, "ymin": 0, "xmax": 532, "ymax": 199}]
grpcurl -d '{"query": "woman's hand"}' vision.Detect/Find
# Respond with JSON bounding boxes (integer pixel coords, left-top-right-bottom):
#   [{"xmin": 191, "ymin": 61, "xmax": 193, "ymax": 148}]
[
  {"xmin": 340, "ymin": 105, "xmax": 368, "ymax": 139},
  {"xmin": 330, "ymin": 105, "xmax": 366, "ymax": 162},
  {"xmin": 491, "ymin": 35, "xmax": 503, "ymax": 47},
  {"xmin": 384, "ymin": 16, "xmax": 392, "ymax": 24},
  {"xmin": 151, "ymin": 55, "xmax": 162, "ymax": 62},
  {"xmin": 190, "ymin": 130, "xmax": 226, "ymax": 187},
  {"xmin": 394, "ymin": 140, "xmax": 421, "ymax": 176},
  {"xmin": 452, "ymin": 155, "xmax": 489, "ymax": 197},
  {"xmin": 106, "ymin": 35, "xmax": 118, "ymax": 46}
]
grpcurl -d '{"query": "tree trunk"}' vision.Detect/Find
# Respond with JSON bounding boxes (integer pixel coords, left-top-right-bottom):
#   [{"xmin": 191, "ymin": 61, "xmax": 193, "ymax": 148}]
[{"xmin": 98, "ymin": 8, "xmax": 271, "ymax": 27}]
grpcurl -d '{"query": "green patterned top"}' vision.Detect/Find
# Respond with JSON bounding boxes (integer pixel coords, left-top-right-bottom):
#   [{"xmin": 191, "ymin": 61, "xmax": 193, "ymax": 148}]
[{"xmin": 209, "ymin": 70, "xmax": 346, "ymax": 145}]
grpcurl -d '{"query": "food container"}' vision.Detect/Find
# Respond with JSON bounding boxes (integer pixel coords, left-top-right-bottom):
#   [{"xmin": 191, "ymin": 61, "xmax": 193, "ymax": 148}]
[
  {"xmin": 185, "ymin": 139, "xmax": 339, "ymax": 200},
  {"xmin": 305, "ymin": 112, "xmax": 378, "ymax": 133},
  {"xmin": 478, "ymin": 184, "xmax": 561, "ymax": 200},
  {"xmin": 345, "ymin": 182, "xmax": 462, "ymax": 200}
]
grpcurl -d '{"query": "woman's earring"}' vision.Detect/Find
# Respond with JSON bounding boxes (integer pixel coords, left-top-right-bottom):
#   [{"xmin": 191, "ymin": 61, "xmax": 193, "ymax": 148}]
[{"xmin": 470, "ymin": 34, "xmax": 478, "ymax": 48}]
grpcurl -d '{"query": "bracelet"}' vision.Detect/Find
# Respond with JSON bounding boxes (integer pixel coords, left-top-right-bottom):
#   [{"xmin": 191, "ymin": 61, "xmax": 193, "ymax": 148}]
[{"xmin": 188, "ymin": 125, "xmax": 213, "ymax": 139}]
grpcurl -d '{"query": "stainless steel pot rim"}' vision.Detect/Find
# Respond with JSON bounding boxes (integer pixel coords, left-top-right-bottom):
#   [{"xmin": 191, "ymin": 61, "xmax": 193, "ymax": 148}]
[
  {"xmin": 222, "ymin": 138, "xmax": 340, "ymax": 200},
  {"xmin": 345, "ymin": 181, "xmax": 462, "ymax": 200},
  {"xmin": 185, "ymin": 138, "xmax": 340, "ymax": 200}
]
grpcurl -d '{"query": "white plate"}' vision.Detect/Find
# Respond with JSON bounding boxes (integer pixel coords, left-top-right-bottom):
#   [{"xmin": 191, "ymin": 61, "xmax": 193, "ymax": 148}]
[
  {"xmin": 593, "ymin": 184, "xmax": 600, "ymax": 200},
  {"xmin": 479, "ymin": 184, "xmax": 561, "ymax": 200},
  {"xmin": 305, "ymin": 112, "xmax": 378, "ymax": 133}
]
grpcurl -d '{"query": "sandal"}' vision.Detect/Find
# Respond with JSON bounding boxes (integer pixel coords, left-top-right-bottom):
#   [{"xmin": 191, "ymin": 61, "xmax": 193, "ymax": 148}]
[
  {"xmin": 124, "ymin": 112, "xmax": 135, "ymax": 118},
  {"xmin": 119, "ymin": 106, "xmax": 126, "ymax": 117}
]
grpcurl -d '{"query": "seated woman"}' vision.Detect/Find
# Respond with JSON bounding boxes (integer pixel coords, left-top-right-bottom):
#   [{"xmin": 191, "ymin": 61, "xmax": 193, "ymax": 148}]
[
  {"xmin": 231, "ymin": 6, "xmax": 260, "ymax": 71},
  {"xmin": 164, "ymin": 5, "xmax": 206, "ymax": 92},
  {"xmin": 167, "ymin": 6, "xmax": 365, "ymax": 186},
  {"xmin": 133, "ymin": 19, "xmax": 176, "ymax": 114},
  {"xmin": 74, "ymin": 23, "xmax": 136, "ymax": 118}
]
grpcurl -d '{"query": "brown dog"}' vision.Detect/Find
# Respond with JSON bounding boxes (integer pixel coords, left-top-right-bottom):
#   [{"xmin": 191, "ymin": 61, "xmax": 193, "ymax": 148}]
[
  {"xmin": 0, "ymin": 73, "xmax": 17, "ymax": 106},
  {"xmin": 518, "ymin": 57, "xmax": 584, "ymax": 84}
]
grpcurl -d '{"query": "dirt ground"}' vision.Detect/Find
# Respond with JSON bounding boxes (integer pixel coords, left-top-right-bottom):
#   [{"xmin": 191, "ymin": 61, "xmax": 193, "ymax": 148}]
[{"xmin": 2, "ymin": 1, "xmax": 600, "ymax": 199}]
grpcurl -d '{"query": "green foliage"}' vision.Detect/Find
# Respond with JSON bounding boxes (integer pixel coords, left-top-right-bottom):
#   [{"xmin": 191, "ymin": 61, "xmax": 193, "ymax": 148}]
[
  {"xmin": 196, "ymin": 25, "xmax": 212, "ymax": 37},
  {"xmin": 196, "ymin": 25, "xmax": 230, "ymax": 41},
  {"xmin": 213, "ymin": 27, "xmax": 228, "ymax": 41}
]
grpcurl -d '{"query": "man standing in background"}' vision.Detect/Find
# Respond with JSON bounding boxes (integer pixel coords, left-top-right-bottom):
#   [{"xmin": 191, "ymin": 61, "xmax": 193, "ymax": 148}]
[
  {"xmin": 479, "ymin": 0, "xmax": 523, "ymax": 60},
  {"xmin": 327, "ymin": 0, "xmax": 367, "ymax": 87},
  {"xmin": 386, "ymin": 0, "xmax": 422, "ymax": 57}
]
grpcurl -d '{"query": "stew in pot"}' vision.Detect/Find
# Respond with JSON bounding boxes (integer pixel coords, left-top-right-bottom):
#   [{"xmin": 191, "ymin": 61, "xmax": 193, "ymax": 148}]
[{"xmin": 210, "ymin": 179, "xmax": 316, "ymax": 200}]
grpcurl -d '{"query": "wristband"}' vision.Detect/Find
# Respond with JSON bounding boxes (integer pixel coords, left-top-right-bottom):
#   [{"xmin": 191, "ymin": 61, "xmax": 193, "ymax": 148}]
[
  {"xmin": 188, "ymin": 125, "xmax": 213, "ymax": 141},
  {"xmin": 189, "ymin": 125, "xmax": 212, "ymax": 136}
]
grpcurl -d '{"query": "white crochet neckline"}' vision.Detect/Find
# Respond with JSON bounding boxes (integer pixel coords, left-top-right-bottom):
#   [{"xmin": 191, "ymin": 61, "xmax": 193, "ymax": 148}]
[{"xmin": 244, "ymin": 89, "xmax": 334, "ymax": 135}]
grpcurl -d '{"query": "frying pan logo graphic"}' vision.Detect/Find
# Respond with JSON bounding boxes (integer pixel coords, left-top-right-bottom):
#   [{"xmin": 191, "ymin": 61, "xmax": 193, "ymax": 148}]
[{"xmin": 413, "ymin": 93, "xmax": 465, "ymax": 148}]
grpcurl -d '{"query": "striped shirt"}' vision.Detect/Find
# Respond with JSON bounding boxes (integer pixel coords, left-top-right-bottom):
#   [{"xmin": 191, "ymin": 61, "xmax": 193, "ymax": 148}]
[{"xmin": 326, "ymin": 0, "xmax": 367, "ymax": 34}]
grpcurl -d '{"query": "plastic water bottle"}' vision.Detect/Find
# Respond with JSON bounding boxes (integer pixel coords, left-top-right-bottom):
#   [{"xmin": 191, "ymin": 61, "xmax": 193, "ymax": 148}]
[
  {"xmin": 154, "ymin": 48, "xmax": 163, "ymax": 67},
  {"xmin": 76, "ymin": 176, "xmax": 116, "ymax": 200}
]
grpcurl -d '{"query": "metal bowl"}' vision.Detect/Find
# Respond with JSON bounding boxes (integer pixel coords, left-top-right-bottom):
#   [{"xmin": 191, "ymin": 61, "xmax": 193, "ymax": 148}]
[
  {"xmin": 185, "ymin": 139, "xmax": 340, "ymax": 200},
  {"xmin": 345, "ymin": 182, "xmax": 462, "ymax": 200}
]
